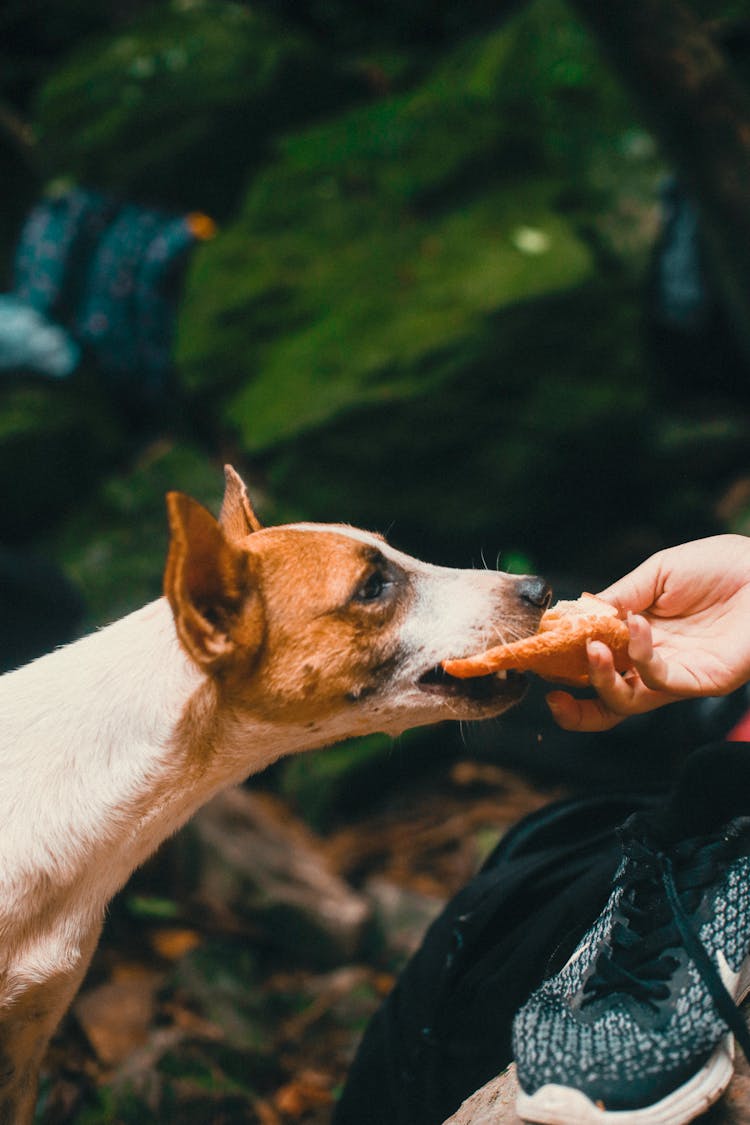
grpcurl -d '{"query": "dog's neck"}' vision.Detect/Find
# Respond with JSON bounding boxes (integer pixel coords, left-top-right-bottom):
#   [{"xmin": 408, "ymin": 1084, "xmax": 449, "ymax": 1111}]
[{"xmin": 0, "ymin": 599, "xmax": 315, "ymax": 944}]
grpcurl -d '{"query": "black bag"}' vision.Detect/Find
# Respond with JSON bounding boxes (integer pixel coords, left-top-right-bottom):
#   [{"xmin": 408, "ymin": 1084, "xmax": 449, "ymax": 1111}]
[
  {"xmin": 334, "ymin": 791, "xmax": 653, "ymax": 1125},
  {"xmin": 335, "ymin": 739, "xmax": 750, "ymax": 1125}
]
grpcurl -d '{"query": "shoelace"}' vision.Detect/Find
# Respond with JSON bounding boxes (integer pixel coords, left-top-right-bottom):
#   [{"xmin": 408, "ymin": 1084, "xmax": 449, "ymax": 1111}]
[{"xmin": 582, "ymin": 824, "xmax": 750, "ymax": 1062}]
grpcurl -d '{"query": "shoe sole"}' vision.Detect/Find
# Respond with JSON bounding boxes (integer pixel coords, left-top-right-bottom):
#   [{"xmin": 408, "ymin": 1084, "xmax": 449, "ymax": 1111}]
[
  {"xmin": 517, "ymin": 966, "xmax": 750, "ymax": 1125},
  {"xmin": 516, "ymin": 1036, "xmax": 734, "ymax": 1125}
]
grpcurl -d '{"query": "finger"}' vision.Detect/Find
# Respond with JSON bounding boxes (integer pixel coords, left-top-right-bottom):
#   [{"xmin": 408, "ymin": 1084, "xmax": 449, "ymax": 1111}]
[
  {"xmin": 585, "ymin": 640, "xmax": 647, "ymax": 713},
  {"xmin": 625, "ymin": 612, "xmax": 684, "ymax": 694},
  {"xmin": 545, "ymin": 689, "xmax": 625, "ymax": 732},
  {"xmin": 625, "ymin": 612, "xmax": 654, "ymax": 663},
  {"xmin": 543, "ymin": 643, "xmax": 631, "ymax": 731},
  {"xmin": 588, "ymin": 636, "xmax": 679, "ymax": 709}
]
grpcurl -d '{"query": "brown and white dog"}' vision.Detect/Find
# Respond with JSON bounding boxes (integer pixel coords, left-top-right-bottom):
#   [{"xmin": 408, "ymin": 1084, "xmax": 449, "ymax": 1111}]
[{"xmin": 0, "ymin": 466, "xmax": 550, "ymax": 1121}]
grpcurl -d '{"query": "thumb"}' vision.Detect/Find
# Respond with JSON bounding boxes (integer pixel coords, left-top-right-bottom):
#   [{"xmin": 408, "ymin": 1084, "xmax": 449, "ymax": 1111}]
[{"xmin": 596, "ymin": 554, "xmax": 664, "ymax": 617}]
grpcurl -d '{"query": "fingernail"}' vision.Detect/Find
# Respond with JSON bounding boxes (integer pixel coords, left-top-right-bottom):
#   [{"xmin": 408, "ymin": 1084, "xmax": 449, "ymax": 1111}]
[{"xmin": 546, "ymin": 693, "xmax": 564, "ymax": 716}]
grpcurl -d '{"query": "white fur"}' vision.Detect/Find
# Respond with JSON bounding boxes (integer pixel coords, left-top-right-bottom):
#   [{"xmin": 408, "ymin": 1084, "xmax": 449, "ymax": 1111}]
[
  {"xmin": 0, "ymin": 520, "xmax": 538, "ymax": 1120},
  {"xmin": 0, "ymin": 565, "xmax": 503, "ymax": 998},
  {"xmin": 0, "ymin": 602, "xmax": 195, "ymax": 997},
  {"xmin": 287, "ymin": 522, "xmax": 521, "ymax": 733},
  {"xmin": 288, "ymin": 521, "xmax": 513, "ymax": 655}
]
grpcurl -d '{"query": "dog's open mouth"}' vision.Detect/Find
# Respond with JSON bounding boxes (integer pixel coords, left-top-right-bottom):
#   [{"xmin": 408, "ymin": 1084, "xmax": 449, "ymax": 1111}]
[{"xmin": 417, "ymin": 664, "xmax": 525, "ymax": 703}]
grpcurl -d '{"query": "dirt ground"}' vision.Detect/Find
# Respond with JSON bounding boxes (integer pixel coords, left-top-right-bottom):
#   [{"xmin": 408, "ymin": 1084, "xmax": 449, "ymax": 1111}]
[{"xmin": 39, "ymin": 760, "xmax": 558, "ymax": 1123}]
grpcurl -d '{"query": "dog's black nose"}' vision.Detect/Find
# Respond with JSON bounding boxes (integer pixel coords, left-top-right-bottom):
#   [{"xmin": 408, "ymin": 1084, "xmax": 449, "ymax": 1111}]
[{"xmin": 517, "ymin": 576, "xmax": 552, "ymax": 610}]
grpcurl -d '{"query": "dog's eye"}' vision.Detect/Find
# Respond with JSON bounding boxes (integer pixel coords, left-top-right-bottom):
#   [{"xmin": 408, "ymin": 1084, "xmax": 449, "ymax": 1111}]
[{"xmin": 354, "ymin": 569, "xmax": 389, "ymax": 602}]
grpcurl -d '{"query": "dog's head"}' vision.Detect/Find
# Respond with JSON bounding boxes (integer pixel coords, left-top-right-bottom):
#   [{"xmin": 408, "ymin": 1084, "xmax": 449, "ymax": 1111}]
[{"xmin": 164, "ymin": 467, "xmax": 549, "ymax": 743}]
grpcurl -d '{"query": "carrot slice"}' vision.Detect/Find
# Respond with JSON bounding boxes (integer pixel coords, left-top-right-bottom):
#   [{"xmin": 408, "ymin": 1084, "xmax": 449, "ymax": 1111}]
[{"xmin": 443, "ymin": 593, "xmax": 632, "ymax": 688}]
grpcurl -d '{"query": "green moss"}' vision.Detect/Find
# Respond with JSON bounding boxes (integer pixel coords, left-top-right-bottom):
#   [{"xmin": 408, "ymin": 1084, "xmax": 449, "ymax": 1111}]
[
  {"xmin": 280, "ymin": 735, "xmax": 396, "ymax": 829},
  {"xmin": 227, "ymin": 183, "xmax": 587, "ymax": 451},
  {"xmin": 263, "ymin": 281, "xmax": 651, "ymax": 578},
  {"xmin": 0, "ymin": 378, "xmax": 126, "ymax": 541},
  {"xmin": 34, "ymin": 0, "xmax": 358, "ymax": 217},
  {"xmin": 52, "ymin": 442, "xmax": 224, "ymax": 626},
  {"xmin": 176, "ymin": 0, "xmax": 654, "ymax": 460}
]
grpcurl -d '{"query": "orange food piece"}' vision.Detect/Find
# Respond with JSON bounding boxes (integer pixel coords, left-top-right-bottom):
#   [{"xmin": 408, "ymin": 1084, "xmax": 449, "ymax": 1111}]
[{"xmin": 443, "ymin": 593, "xmax": 632, "ymax": 688}]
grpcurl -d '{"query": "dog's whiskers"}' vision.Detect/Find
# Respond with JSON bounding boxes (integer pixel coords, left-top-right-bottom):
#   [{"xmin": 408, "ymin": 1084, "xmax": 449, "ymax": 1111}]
[{"xmin": 485, "ymin": 619, "xmax": 534, "ymax": 648}]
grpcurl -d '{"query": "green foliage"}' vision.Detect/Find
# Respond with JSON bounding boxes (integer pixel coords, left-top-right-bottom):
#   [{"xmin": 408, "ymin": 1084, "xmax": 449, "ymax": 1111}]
[
  {"xmin": 176, "ymin": 5, "xmax": 630, "ymax": 452},
  {"xmin": 171, "ymin": 940, "xmax": 270, "ymax": 1052},
  {"xmin": 181, "ymin": 180, "xmax": 592, "ymax": 452},
  {"xmin": 71, "ymin": 1086, "xmax": 160, "ymax": 1125},
  {"xmin": 171, "ymin": 0, "xmax": 662, "ymax": 582},
  {"xmin": 34, "ymin": 0, "xmax": 359, "ymax": 216},
  {"xmin": 264, "ymin": 281, "xmax": 650, "ymax": 576},
  {"xmin": 281, "ymin": 734, "xmax": 400, "ymax": 829},
  {"xmin": 0, "ymin": 377, "xmax": 126, "ymax": 542},
  {"xmin": 497, "ymin": 0, "xmax": 636, "ymax": 172},
  {"xmin": 53, "ymin": 441, "xmax": 223, "ymax": 624},
  {"xmin": 125, "ymin": 894, "xmax": 182, "ymax": 920}
]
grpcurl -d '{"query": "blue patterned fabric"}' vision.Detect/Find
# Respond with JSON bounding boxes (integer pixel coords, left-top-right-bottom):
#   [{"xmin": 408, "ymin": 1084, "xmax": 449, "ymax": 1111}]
[
  {"xmin": 652, "ymin": 179, "xmax": 710, "ymax": 332},
  {"xmin": 13, "ymin": 188, "xmax": 115, "ymax": 322},
  {"xmin": 0, "ymin": 295, "xmax": 80, "ymax": 378},
  {"xmin": 73, "ymin": 203, "xmax": 197, "ymax": 394},
  {"xmin": 9, "ymin": 188, "xmax": 206, "ymax": 394}
]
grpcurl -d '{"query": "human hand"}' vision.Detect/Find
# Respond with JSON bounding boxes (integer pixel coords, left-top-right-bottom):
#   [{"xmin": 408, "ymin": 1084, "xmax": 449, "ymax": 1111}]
[{"xmin": 546, "ymin": 535, "xmax": 750, "ymax": 732}]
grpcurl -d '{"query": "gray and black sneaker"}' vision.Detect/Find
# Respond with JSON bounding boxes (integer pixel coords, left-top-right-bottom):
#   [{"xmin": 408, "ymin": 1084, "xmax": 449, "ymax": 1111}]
[{"xmin": 513, "ymin": 811, "xmax": 750, "ymax": 1124}]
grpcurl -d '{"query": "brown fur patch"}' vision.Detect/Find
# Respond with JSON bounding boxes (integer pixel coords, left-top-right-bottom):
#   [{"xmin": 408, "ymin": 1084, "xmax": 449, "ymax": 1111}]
[{"xmin": 218, "ymin": 529, "xmax": 412, "ymax": 725}]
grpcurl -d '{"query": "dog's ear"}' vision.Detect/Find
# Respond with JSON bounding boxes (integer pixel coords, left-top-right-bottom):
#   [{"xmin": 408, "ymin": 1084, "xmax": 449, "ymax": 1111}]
[
  {"xmin": 164, "ymin": 492, "xmax": 264, "ymax": 671},
  {"xmin": 219, "ymin": 464, "xmax": 263, "ymax": 541}
]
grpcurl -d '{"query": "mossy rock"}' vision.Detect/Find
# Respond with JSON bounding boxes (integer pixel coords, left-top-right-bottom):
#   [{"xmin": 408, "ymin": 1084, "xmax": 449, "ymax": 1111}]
[
  {"xmin": 175, "ymin": 0, "xmax": 656, "ymax": 460},
  {"xmin": 176, "ymin": 31, "xmax": 599, "ymax": 449},
  {"xmin": 0, "ymin": 376, "xmax": 125, "ymax": 542},
  {"xmin": 187, "ymin": 175, "xmax": 592, "ymax": 445},
  {"xmin": 34, "ymin": 0, "xmax": 360, "ymax": 218},
  {"xmin": 259, "ymin": 279, "xmax": 651, "ymax": 583},
  {"xmin": 52, "ymin": 441, "xmax": 225, "ymax": 626}
]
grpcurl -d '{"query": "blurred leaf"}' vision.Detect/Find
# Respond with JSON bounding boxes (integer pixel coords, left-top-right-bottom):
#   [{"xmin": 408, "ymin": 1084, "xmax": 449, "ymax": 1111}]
[
  {"xmin": 34, "ymin": 0, "xmax": 359, "ymax": 216},
  {"xmin": 126, "ymin": 895, "xmax": 182, "ymax": 921}
]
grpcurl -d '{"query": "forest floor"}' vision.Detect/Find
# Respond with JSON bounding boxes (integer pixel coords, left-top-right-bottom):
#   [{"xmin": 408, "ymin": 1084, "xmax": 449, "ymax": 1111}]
[{"xmin": 38, "ymin": 757, "xmax": 559, "ymax": 1124}]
